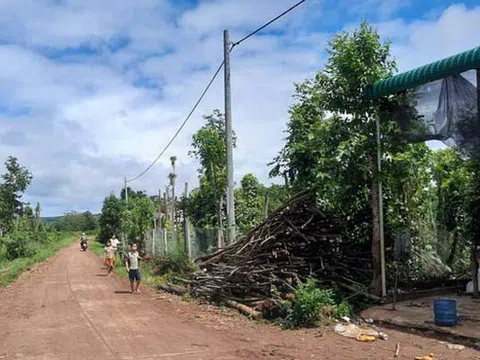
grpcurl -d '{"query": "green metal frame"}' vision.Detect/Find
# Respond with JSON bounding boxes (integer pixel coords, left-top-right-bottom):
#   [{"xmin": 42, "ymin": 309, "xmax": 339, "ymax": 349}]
[{"xmin": 366, "ymin": 46, "xmax": 480, "ymax": 100}]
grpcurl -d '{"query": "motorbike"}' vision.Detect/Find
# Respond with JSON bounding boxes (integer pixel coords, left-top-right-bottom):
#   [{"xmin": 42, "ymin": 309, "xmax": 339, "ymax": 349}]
[{"xmin": 81, "ymin": 240, "xmax": 88, "ymax": 251}]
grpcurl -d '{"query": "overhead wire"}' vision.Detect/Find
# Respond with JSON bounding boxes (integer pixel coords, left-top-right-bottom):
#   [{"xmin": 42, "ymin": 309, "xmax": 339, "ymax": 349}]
[
  {"xmin": 126, "ymin": 58, "xmax": 226, "ymax": 183},
  {"xmin": 126, "ymin": 0, "xmax": 308, "ymax": 183},
  {"xmin": 232, "ymin": 0, "xmax": 307, "ymax": 47}
]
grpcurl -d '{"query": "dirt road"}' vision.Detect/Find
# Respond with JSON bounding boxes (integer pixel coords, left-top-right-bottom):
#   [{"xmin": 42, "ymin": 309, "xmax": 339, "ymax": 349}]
[{"xmin": 1, "ymin": 244, "xmax": 479, "ymax": 360}]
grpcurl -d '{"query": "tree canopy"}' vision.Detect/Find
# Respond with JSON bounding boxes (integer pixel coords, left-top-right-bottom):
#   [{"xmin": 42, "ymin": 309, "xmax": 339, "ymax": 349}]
[
  {"xmin": 98, "ymin": 193, "xmax": 124, "ymax": 244},
  {"xmin": 0, "ymin": 156, "xmax": 33, "ymax": 232},
  {"xmin": 52, "ymin": 211, "xmax": 98, "ymax": 232},
  {"xmin": 187, "ymin": 110, "xmax": 235, "ymax": 230},
  {"xmin": 98, "ymin": 188, "xmax": 156, "ymax": 249},
  {"xmin": 268, "ymin": 22, "xmax": 470, "ymax": 294}
]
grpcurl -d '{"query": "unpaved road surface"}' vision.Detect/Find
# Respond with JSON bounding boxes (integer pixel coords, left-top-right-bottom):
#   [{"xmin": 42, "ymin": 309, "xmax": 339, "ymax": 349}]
[{"xmin": 1, "ymin": 244, "xmax": 479, "ymax": 360}]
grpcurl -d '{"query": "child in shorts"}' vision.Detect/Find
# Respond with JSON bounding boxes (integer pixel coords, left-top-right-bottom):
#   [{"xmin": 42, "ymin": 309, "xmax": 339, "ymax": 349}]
[
  {"xmin": 125, "ymin": 243, "xmax": 141, "ymax": 294},
  {"xmin": 104, "ymin": 241, "xmax": 115, "ymax": 276}
]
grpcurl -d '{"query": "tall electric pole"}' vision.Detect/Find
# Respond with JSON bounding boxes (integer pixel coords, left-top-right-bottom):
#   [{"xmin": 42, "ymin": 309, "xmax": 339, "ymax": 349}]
[
  {"xmin": 124, "ymin": 177, "xmax": 128, "ymax": 205},
  {"xmin": 376, "ymin": 117, "xmax": 387, "ymax": 298},
  {"xmin": 183, "ymin": 182, "xmax": 191, "ymax": 258},
  {"xmin": 170, "ymin": 156, "xmax": 178, "ymax": 244},
  {"xmin": 123, "ymin": 176, "xmax": 128, "ymax": 249},
  {"xmin": 224, "ymin": 29, "xmax": 235, "ymax": 245}
]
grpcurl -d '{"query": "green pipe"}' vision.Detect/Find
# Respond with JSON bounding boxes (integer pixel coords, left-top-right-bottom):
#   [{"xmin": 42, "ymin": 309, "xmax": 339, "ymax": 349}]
[{"xmin": 366, "ymin": 46, "xmax": 480, "ymax": 99}]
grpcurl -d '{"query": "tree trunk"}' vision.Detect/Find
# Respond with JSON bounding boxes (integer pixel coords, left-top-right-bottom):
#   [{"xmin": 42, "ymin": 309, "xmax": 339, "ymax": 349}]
[
  {"xmin": 222, "ymin": 298, "xmax": 262, "ymax": 320},
  {"xmin": 446, "ymin": 230, "xmax": 458, "ymax": 267},
  {"xmin": 371, "ymin": 165, "xmax": 382, "ymax": 296},
  {"xmin": 264, "ymin": 193, "xmax": 269, "ymax": 220}
]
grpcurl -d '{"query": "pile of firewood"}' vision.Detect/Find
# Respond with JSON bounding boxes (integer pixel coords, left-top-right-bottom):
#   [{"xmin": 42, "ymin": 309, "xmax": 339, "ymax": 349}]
[{"xmin": 189, "ymin": 191, "xmax": 375, "ymax": 317}]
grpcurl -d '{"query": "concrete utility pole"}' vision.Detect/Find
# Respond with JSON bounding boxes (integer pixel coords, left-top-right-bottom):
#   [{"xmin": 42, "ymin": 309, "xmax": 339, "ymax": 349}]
[
  {"xmin": 376, "ymin": 117, "xmax": 387, "ymax": 298},
  {"xmin": 158, "ymin": 189, "xmax": 162, "ymax": 228},
  {"xmin": 123, "ymin": 176, "xmax": 128, "ymax": 249},
  {"xmin": 170, "ymin": 156, "xmax": 178, "ymax": 244},
  {"xmin": 183, "ymin": 182, "xmax": 191, "ymax": 258},
  {"xmin": 163, "ymin": 191, "xmax": 168, "ymax": 256},
  {"xmin": 474, "ymin": 68, "xmax": 480, "ymax": 297},
  {"xmin": 224, "ymin": 29, "xmax": 235, "ymax": 244},
  {"xmin": 124, "ymin": 177, "xmax": 128, "ymax": 205},
  {"xmin": 165, "ymin": 185, "xmax": 170, "ymax": 221}
]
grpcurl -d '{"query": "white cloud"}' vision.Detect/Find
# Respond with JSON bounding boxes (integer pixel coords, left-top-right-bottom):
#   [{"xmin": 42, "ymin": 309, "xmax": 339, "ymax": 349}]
[
  {"xmin": 381, "ymin": 4, "xmax": 480, "ymax": 71},
  {"xmin": 0, "ymin": 1, "xmax": 479, "ymax": 215}
]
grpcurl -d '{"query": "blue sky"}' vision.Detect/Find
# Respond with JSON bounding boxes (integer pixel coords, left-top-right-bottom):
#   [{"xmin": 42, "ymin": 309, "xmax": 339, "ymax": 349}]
[{"xmin": 0, "ymin": 0, "xmax": 479, "ymax": 216}]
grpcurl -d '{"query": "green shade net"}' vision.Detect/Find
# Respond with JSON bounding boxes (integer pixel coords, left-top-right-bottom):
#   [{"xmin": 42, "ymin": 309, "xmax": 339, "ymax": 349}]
[{"xmin": 392, "ymin": 70, "xmax": 480, "ymax": 157}]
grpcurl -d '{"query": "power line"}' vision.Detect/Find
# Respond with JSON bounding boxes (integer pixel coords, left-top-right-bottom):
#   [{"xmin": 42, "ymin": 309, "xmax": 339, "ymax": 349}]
[
  {"xmin": 232, "ymin": 0, "xmax": 307, "ymax": 47},
  {"xmin": 126, "ymin": 60, "xmax": 225, "ymax": 183},
  {"xmin": 126, "ymin": 0, "xmax": 308, "ymax": 183}
]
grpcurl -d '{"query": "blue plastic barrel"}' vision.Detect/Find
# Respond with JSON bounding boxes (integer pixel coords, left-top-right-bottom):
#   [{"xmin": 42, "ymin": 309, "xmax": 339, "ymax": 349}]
[{"xmin": 433, "ymin": 299, "xmax": 457, "ymax": 327}]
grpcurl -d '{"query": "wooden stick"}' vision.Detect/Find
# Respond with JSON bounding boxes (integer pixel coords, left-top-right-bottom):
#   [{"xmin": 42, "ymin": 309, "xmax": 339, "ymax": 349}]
[
  {"xmin": 394, "ymin": 342, "xmax": 400, "ymax": 357},
  {"xmin": 222, "ymin": 298, "xmax": 262, "ymax": 320},
  {"xmin": 338, "ymin": 283, "xmax": 382, "ymax": 302},
  {"xmin": 158, "ymin": 284, "xmax": 187, "ymax": 296}
]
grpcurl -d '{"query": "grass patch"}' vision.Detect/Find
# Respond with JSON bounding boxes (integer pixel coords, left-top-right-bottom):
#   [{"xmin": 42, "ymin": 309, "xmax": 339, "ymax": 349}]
[
  {"xmin": 89, "ymin": 241, "xmax": 105, "ymax": 257},
  {"xmin": 0, "ymin": 232, "xmax": 77, "ymax": 288}
]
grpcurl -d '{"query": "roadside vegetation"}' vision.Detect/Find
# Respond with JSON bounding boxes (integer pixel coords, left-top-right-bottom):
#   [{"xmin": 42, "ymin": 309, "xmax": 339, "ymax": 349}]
[
  {"xmin": 0, "ymin": 156, "xmax": 87, "ymax": 287},
  {"xmin": 0, "ymin": 232, "xmax": 77, "ymax": 287}
]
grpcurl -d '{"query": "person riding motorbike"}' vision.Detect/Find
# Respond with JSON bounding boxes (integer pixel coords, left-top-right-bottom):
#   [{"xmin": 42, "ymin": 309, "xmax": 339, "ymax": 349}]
[{"xmin": 80, "ymin": 232, "xmax": 88, "ymax": 250}]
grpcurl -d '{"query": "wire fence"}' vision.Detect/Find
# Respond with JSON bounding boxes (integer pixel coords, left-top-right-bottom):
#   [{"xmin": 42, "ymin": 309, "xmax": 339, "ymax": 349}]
[{"xmin": 142, "ymin": 224, "xmax": 220, "ymax": 260}]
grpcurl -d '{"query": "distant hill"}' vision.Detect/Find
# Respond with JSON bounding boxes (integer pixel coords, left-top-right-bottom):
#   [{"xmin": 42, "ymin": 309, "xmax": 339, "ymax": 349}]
[
  {"xmin": 41, "ymin": 213, "xmax": 101, "ymax": 224},
  {"xmin": 41, "ymin": 216, "xmax": 64, "ymax": 224}
]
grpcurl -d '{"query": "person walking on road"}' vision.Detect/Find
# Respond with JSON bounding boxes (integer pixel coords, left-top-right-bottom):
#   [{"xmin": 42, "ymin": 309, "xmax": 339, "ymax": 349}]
[
  {"xmin": 104, "ymin": 241, "xmax": 115, "ymax": 277},
  {"xmin": 110, "ymin": 234, "xmax": 120, "ymax": 264},
  {"xmin": 125, "ymin": 243, "xmax": 141, "ymax": 294}
]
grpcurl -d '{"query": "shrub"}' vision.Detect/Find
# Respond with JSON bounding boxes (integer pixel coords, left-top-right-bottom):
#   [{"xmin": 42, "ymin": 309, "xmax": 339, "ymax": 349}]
[
  {"xmin": 154, "ymin": 249, "xmax": 196, "ymax": 283},
  {"xmin": 282, "ymin": 278, "xmax": 351, "ymax": 329},
  {"xmin": 4, "ymin": 231, "xmax": 39, "ymax": 260}
]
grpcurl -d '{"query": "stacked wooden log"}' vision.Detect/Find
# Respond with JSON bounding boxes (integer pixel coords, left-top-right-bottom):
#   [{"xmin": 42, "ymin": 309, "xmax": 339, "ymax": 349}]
[{"xmin": 190, "ymin": 191, "xmax": 375, "ymax": 315}]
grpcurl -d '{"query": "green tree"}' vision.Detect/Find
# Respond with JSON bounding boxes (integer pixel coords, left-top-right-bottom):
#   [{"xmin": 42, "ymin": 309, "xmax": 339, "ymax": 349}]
[
  {"xmin": 235, "ymin": 174, "xmax": 263, "ymax": 234},
  {"xmin": 34, "ymin": 202, "xmax": 41, "ymax": 219},
  {"xmin": 98, "ymin": 194, "xmax": 123, "ymax": 244},
  {"xmin": 83, "ymin": 211, "xmax": 98, "ymax": 231},
  {"xmin": 54, "ymin": 211, "xmax": 97, "ymax": 232},
  {"xmin": 56, "ymin": 211, "xmax": 80, "ymax": 231},
  {"xmin": 187, "ymin": 179, "xmax": 219, "ymax": 229},
  {"xmin": 271, "ymin": 22, "xmax": 408, "ymax": 294},
  {"xmin": 23, "ymin": 204, "xmax": 34, "ymax": 219},
  {"xmin": 131, "ymin": 197, "xmax": 156, "ymax": 243},
  {"xmin": 0, "ymin": 156, "xmax": 33, "ymax": 232},
  {"xmin": 263, "ymin": 184, "xmax": 289, "ymax": 217},
  {"xmin": 119, "ymin": 195, "xmax": 155, "ymax": 250},
  {"xmin": 432, "ymin": 149, "xmax": 472, "ymax": 267},
  {"xmin": 187, "ymin": 110, "xmax": 236, "ymax": 232},
  {"xmin": 467, "ymin": 159, "xmax": 480, "ymax": 249},
  {"xmin": 120, "ymin": 187, "xmax": 147, "ymax": 201}
]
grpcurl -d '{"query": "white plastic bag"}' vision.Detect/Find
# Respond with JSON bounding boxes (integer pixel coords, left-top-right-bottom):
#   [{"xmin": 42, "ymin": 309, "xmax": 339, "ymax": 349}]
[
  {"xmin": 334, "ymin": 323, "xmax": 379, "ymax": 339},
  {"xmin": 466, "ymin": 268, "xmax": 480, "ymax": 293}
]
